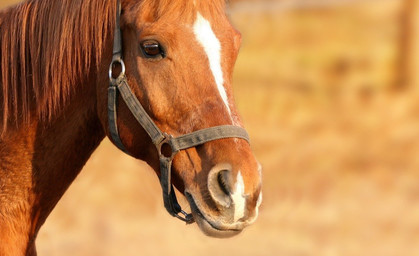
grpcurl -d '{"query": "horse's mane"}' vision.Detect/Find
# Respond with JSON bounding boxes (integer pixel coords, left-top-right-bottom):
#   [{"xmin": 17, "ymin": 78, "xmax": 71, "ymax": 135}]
[{"xmin": 0, "ymin": 0, "xmax": 116, "ymax": 135}]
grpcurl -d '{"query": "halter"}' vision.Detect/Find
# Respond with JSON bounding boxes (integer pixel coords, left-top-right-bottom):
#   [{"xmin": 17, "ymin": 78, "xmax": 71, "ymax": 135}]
[{"xmin": 107, "ymin": 0, "xmax": 250, "ymax": 223}]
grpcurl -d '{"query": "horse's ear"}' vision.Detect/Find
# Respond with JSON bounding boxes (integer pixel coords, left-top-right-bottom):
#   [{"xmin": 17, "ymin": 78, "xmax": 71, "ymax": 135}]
[{"xmin": 118, "ymin": 1, "xmax": 139, "ymax": 26}]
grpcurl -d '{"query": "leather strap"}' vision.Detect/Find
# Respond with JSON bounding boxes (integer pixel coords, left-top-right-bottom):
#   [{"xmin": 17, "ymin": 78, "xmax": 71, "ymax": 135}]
[
  {"xmin": 170, "ymin": 125, "xmax": 249, "ymax": 152},
  {"xmin": 115, "ymin": 76, "xmax": 165, "ymax": 145},
  {"xmin": 112, "ymin": 0, "xmax": 122, "ymax": 56},
  {"xmin": 108, "ymin": 86, "xmax": 128, "ymax": 153}
]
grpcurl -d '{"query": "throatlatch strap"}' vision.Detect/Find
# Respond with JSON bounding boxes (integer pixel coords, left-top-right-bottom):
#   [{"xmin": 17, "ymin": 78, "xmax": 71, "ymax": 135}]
[
  {"xmin": 108, "ymin": 0, "xmax": 127, "ymax": 153},
  {"xmin": 108, "ymin": 86, "xmax": 128, "ymax": 153}
]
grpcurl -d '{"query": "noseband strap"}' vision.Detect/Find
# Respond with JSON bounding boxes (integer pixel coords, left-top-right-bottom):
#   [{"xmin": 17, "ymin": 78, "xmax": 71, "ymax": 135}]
[{"xmin": 108, "ymin": 0, "xmax": 250, "ymax": 223}]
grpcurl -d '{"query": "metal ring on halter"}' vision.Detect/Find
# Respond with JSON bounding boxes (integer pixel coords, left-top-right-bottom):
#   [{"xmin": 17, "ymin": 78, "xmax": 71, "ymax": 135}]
[
  {"xmin": 109, "ymin": 58, "xmax": 126, "ymax": 85},
  {"xmin": 157, "ymin": 133, "xmax": 178, "ymax": 160}
]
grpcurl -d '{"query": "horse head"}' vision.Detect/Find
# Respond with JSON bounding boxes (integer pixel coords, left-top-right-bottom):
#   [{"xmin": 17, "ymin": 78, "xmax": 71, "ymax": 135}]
[{"xmin": 96, "ymin": 0, "xmax": 262, "ymax": 238}]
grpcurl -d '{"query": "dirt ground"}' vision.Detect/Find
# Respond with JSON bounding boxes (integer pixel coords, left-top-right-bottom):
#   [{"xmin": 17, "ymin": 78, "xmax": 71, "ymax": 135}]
[{"xmin": 2, "ymin": 0, "xmax": 419, "ymax": 255}]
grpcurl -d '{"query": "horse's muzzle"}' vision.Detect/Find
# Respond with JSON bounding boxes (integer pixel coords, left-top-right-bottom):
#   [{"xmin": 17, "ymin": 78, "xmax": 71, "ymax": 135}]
[{"xmin": 184, "ymin": 164, "xmax": 262, "ymax": 238}]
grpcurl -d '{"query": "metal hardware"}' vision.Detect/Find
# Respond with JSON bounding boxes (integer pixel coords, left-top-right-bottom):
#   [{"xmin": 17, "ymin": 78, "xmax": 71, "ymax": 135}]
[{"xmin": 109, "ymin": 57, "xmax": 126, "ymax": 85}]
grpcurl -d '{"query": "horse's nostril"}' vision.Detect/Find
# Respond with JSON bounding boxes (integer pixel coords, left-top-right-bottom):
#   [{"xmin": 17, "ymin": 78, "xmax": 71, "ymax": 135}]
[
  {"xmin": 208, "ymin": 164, "xmax": 233, "ymax": 208},
  {"xmin": 217, "ymin": 170, "xmax": 231, "ymax": 196}
]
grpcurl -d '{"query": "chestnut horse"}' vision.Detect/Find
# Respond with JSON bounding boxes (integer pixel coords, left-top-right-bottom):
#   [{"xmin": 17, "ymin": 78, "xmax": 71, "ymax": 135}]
[{"xmin": 0, "ymin": 0, "xmax": 262, "ymax": 255}]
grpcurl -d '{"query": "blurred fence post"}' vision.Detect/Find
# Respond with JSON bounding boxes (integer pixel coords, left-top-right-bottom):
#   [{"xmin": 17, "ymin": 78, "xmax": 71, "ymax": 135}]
[{"xmin": 400, "ymin": 0, "xmax": 419, "ymax": 90}]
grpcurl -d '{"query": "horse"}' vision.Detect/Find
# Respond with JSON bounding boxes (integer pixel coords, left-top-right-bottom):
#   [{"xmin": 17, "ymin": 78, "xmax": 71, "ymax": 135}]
[{"xmin": 0, "ymin": 0, "xmax": 263, "ymax": 255}]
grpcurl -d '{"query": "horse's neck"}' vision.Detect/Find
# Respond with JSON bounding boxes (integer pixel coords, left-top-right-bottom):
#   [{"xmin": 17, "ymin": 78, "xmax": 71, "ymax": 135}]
[
  {"xmin": 0, "ymin": 81, "xmax": 105, "ymax": 255},
  {"xmin": 32, "ymin": 84, "xmax": 105, "ymax": 215}
]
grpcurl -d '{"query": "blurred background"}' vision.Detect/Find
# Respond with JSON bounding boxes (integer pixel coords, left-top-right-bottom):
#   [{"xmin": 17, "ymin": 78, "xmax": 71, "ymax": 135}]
[{"xmin": 2, "ymin": 0, "xmax": 419, "ymax": 255}]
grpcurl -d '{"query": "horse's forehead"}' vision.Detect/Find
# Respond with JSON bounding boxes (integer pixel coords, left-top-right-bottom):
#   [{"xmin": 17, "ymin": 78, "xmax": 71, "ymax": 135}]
[
  {"xmin": 193, "ymin": 12, "xmax": 233, "ymax": 117},
  {"xmin": 132, "ymin": 0, "xmax": 227, "ymax": 26}
]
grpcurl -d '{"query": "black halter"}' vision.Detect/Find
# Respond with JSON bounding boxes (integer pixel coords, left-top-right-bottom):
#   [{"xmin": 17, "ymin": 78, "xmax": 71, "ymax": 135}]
[{"xmin": 107, "ymin": 0, "xmax": 250, "ymax": 223}]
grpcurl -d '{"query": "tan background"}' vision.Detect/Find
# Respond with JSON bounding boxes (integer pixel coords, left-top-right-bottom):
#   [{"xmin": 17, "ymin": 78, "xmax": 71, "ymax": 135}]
[{"xmin": 2, "ymin": 0, "xmax": 419, "ymax": 255}]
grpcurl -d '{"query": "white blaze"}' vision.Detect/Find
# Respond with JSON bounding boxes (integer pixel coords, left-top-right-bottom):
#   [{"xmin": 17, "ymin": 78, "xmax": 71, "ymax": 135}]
[
  {"xmin": 231, "ymin": 172, "xmax": 246, "ymax": 222},
  {"xmin": 193, "ymin": 12, "xmax": 232, "ymax": 117}
]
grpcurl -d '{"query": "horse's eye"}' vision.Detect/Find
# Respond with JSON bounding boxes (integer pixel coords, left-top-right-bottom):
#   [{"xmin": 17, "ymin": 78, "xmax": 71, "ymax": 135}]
[{"xmin": 141, "ymin": 40, "xmax": 165, "ymax": 58}]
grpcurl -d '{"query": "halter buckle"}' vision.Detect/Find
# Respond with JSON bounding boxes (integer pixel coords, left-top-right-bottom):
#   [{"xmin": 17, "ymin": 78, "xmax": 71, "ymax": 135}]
[
  {"xmin": 175, "ymin": 210, "xmax": 195, "ymax": 224},
  {"xmin": 109, "ymin": 57, "xmax": 126, "ymax": 85}
]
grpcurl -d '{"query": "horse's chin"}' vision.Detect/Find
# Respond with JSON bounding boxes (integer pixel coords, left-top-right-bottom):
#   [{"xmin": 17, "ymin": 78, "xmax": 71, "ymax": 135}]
[{"xmin": 185, "ymin": 192, "xmax": 243, "ymax": 238}]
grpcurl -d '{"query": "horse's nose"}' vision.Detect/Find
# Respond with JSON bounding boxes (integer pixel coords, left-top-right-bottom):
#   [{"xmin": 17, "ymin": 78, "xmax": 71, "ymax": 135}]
[{"xmin": 207, "ymin": 163, "xmax": 261, "ymax": 224}]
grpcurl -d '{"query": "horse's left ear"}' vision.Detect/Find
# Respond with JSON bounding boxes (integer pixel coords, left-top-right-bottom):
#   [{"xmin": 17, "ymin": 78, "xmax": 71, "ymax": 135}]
[{"xmin": 117, "ymin": 1, "xmax": 139, "ymax": 26}]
